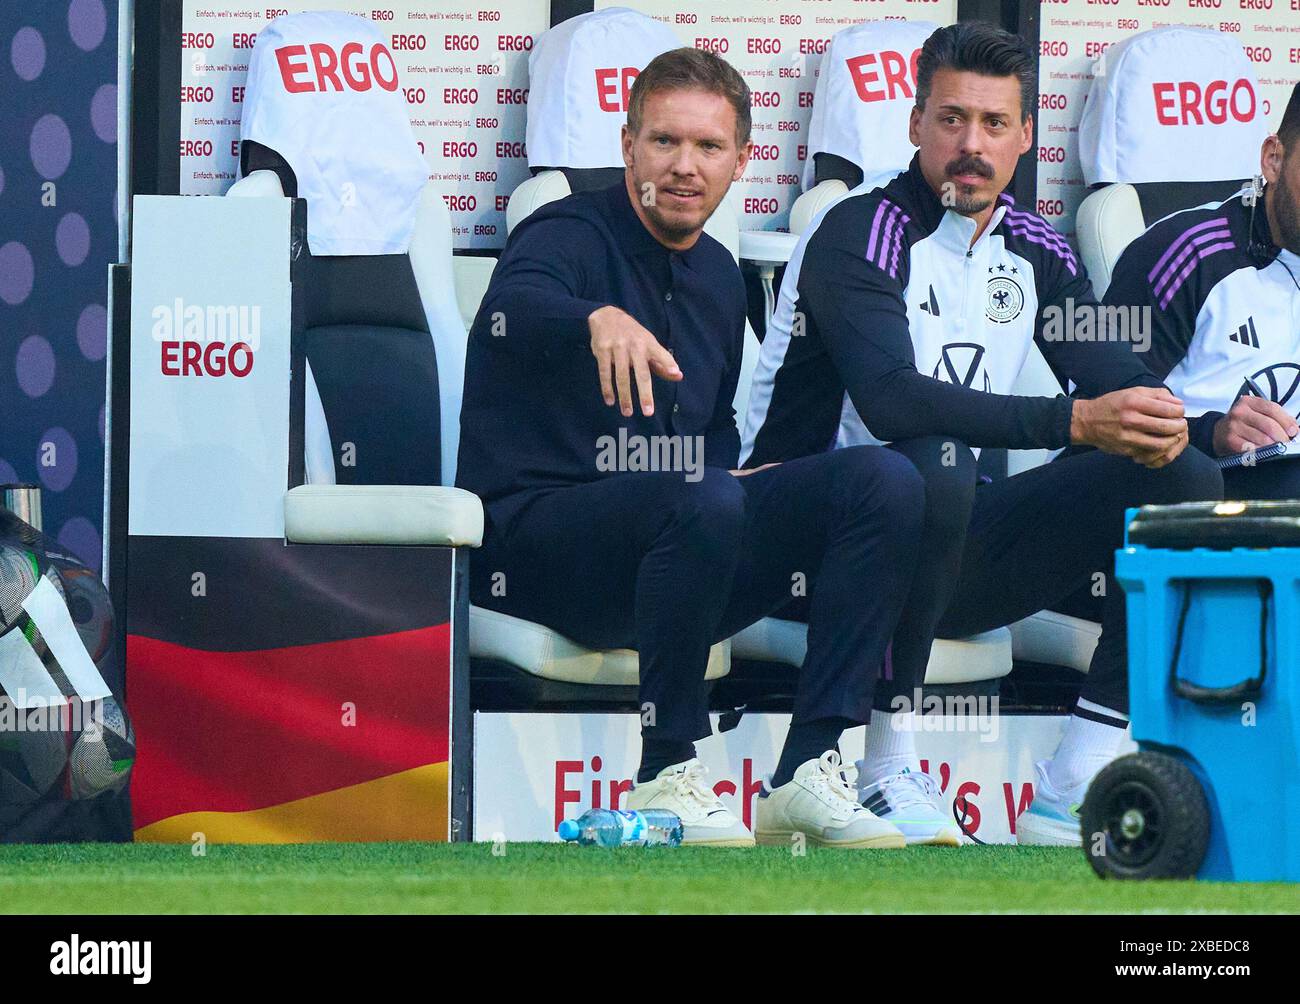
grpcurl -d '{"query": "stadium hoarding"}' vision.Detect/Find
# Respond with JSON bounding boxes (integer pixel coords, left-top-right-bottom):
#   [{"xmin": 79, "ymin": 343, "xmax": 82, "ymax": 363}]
[{"xmin": 473, "ymin": 710, "xmax": 1113, "ymax": 844}]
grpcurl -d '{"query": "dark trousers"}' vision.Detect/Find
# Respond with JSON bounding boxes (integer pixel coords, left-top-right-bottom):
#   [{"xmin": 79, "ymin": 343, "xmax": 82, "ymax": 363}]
[
  {"xmin": 879, "ymin": 438, "xmax": 1225, "ymax": 714},
  {"xmin": 1056, "ymin": 454, "xmax": 1300, "ymax": 631},
  {"xmin": 471, "ymin": 448, "xmax": 924, "ymax": 744},
  {"xmin": 1222, "ymin": 456, "xmax": 1300, "ymax": 498}
]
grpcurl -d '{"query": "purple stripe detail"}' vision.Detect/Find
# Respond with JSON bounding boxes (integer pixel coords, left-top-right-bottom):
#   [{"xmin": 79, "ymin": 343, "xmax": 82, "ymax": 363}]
[
  {"xmin": 1003, "ymin": 221, "xmax": 1078, "ymax": 275},
  {"xmin": 1151, "ymin": 229, "xmax": 1233, "ymax": 299},
  {"xmin": 887, "ymin": 212, "xmax": 911, "ymax": 278},
  {"xmin": 1147, "ymin": 217, "xmax": 1229, "ymax": 284},
  {"xmin": 874, "ymin": 203, "xmax": 902, "ymax": 271},
  {"xmin": 999, "ymin": 192, "xmax": 1015, "ymax": 206},
  {"xmin": 884, "ymin": 213, "xmax": 909, "ymax": 277},
  {"xmin": 1002, "ymin": 213, "xmax": 1077, "ymax": 252},
  {"xmin": 1002, "ymin": 208, "xmax": 1074, "ymax": 252},
  {"xmin": 1002, "ymin": 214, "xmax": 1079, "ymax": 268},
  {"xmin": 1158, "ymin": 241, "xmax": 1235, "ymax": 310},
  {"xmin": 865, "ymin": 200, "xmax": 892, "ymax": 267}
]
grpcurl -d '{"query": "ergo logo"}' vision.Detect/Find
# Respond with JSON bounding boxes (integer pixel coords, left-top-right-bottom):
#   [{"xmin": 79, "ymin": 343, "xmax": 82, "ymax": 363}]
[
  {"xmin": 152, "ymin": 300, "xmax": 259, "ymax": 378},
  {"xmin": 275, "ymin": 41, "xmax": 400, "ymax": 94},
  {"xmin": 595, "ymin": 67, "xmax": 639, "ymax": 112},
  {"xmin": 846, "ymin": 47, "xmax": 922, "ymax": 103},
  {"xmin": 1152, "ymin": 78, "xmax": 1256, "ymax": 125}
]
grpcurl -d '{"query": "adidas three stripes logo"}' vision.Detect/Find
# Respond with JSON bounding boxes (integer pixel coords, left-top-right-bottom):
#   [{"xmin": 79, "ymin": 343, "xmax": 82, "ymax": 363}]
[{"xmin": 1229, "ymin": 317, "xmax": 1259, "ymax": 348}]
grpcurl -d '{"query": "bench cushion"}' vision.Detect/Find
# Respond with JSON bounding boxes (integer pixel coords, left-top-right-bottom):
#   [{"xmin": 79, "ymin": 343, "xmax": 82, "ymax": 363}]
[
  {"xmin": 284, "ymin": 485, "xmax": 483, "ymax": 547},
  {"xmin": 469, "ymin": 605, "xmax": 730, "ymax": 686}
]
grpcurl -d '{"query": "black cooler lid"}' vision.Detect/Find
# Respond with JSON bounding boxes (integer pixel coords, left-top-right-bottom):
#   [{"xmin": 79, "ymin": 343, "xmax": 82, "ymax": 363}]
[{"xmin": 1127, "ymin": 500, "xmax": 1300, "ymax": 550}]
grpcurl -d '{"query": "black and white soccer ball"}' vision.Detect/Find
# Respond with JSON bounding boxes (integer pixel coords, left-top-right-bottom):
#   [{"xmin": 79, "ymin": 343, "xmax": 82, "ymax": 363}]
[
  {"xmin": 68, "ymin": 696, "xmax": 135, "ymax": 799},
  {"xmin": 0, "ymin": 543, "xmax": 135, "ymax": 802},
  {"xmin": 0, "ymin": 542, "xmax": 40, "ymax": 637},
  {"xmin": 0, "ymin": 544, "xmax": 61, "ymax": 803}
]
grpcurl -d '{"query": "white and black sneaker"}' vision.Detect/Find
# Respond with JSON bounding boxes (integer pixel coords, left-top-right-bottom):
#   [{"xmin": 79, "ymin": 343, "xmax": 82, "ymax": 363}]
[
  {"xmin": 858, "ymin": 767, "xmax": 963, "ymax": 846},
  {"xmin": 624, "ymin": 759, "xmax": 754, "ymax": 847}
]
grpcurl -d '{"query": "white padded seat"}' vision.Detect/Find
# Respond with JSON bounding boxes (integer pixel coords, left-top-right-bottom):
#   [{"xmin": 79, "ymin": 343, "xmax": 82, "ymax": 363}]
[
  {"xmin": 1074, "ymin": 27, "xmax": 1265, "ymax": 303},
  {"xmin": 922, "ymin": 629, "xmax": 1013, "ymax": 685},
  {"xmin": 452, "ymin": 254, "xmax": 497, "ymax": 330},
  {"xmin": 1075, "ymin": 183, "xmax": 1144, "ymax": 302},
  {"xmin": 738, "ymin": 229, "xmax": 798, "ymax": 267},
  {"xmin": 730, "ymin": 618, "xmax": 1013, "ymax": 686},
  {"xmin": 470, "ymin": 605, "xmax": 730, "ymax": 686},
  {"xmin": 505, "ymin": 170, "xmax": 573, "ymax": 235},
  {"xmin": 284, "ymin": 485, "xmax": 483, "ymax": 547},
  {"xmin": 789, "ymin": 179, "xmax": 850, "ymax": 239},
  {"xmin": 1008, "ymin": 611, "xmax": 1100, "ymax": 675}
]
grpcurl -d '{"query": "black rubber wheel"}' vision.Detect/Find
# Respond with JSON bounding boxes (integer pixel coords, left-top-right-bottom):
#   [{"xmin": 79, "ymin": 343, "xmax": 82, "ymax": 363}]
[{"xmin": 1081, "ymin": 752, "xmax": 1210, "ymax": 880}]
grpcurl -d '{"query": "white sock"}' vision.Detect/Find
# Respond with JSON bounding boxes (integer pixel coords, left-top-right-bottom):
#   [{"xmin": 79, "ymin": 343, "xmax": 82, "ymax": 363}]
[
  {"xmin": 1048, "ymin": 699, "xmax": 1130, "ymax": 791},
  {"xmin": 857, "ymin": 709, "xmax": 920, "ymax": 785}
]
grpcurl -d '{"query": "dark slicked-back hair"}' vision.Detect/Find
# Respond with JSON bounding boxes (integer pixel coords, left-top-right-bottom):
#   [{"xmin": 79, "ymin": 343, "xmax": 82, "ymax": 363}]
[
  {"xmin": 1279, "ymin": 81, "xmax": 1300, "ymax": 155},
  {"xmin": 627, "ymin": 47, "xmax": 752, "ymax": 146},
  {"xmin": 915, "ymin": 22, "xmax": 1036, "ymax": 123}
]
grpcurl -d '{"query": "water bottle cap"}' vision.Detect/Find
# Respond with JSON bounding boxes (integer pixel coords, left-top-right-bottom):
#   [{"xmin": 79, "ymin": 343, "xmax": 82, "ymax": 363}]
[{"xmin": 557, "ymin": 819, "xmax": 579, "ymax": 841}]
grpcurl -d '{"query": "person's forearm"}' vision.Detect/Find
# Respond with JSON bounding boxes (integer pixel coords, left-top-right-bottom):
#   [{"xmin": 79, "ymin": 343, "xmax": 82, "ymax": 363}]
[
  {"xmin": 1037, "ymin": 333, "xmax": 1165, "ymax": 397},
  {"xmin": 477, "ymin": 281, "xmax": 608, "ymax": 353},
  {"xmin": 853, "ymin": 367, "xmax": 1074, "ymax": 450}
]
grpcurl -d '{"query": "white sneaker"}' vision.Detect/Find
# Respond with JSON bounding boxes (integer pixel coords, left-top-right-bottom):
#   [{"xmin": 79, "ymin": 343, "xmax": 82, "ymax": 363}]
[
  {"xmin": 858, "ymin": 768, "xmax": 963, "ymax": 846},
  {"xmin": 1015, "ymin": 759, "xmax": 1084, "ymax": 847},
  {"xmin": 624, "ymin": 759, "xmax": 754, "ymax": 847},
  {"xmin": 756, "ymin": 751, "xmax": 905, "ymax": 849}
]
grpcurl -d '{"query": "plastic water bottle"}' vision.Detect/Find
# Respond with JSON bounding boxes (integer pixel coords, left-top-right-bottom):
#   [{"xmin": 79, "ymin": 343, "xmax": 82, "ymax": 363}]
[{"xmin": 557, "ymin": 808, "xmax": 683, "ymax": 847}]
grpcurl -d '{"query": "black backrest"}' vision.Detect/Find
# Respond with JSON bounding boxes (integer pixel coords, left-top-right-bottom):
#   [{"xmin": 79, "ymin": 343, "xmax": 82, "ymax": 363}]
[
  {"xmin": 238, "ymin": 140, "xmax": 442, "ymax": 486},
  {"xmin": 241, "ymin": 139, "xmax": 299, "ymax": 199},
  {"xmin": 1130, "ymin": 179, "xmax": 1250, "ymax": 228},
  {"xmin": 813, "ymin": 152, "xmax": 864, "ymax": 190},
  {"xmin": 301, "ymin": 251, "xmax": 441, "ymax": 486}
]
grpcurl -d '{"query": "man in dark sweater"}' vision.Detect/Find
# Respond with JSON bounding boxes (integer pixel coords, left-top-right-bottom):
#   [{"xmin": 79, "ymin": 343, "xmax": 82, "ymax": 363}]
[{"xmin": 457, "ymin": 49, "xmax": 923, "ymax": 848}]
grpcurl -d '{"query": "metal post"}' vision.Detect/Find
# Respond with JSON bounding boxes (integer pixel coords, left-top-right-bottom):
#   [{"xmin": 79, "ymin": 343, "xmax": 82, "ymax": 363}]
[{"xmin": 1, "ymin": 484, "xmax": 44, "ymax": 533}]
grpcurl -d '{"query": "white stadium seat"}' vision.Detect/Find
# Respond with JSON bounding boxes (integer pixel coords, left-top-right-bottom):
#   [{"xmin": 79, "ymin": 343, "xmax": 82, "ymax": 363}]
[
  {"xmin": 451, "ymin": 255, "xmax": 498, "ymax": 333},
  {"xmin": 229, "ymin": 11, "xmax": 482, "ymax": 549},
  {"xmin": 284, "ymin": 485, "xmax": 483, "ymax": 548},
  {"xmin": 1074, "ymin": 27, "xmax": 1265, "ymax": 299},
  {"xmin": 791, "ymin": 20, "xmax": 940, "ymax": 232},
  {"xmin": 470, "ymin": 606, "xmax": 729, "ymax": 687},
  {"xmin": 730, "ymin": 618, "xmax": 1013, "ymax": 686},
  {"xmin": 1006, "ymin": 611, "xmax": 1101, "ymax": 676}
]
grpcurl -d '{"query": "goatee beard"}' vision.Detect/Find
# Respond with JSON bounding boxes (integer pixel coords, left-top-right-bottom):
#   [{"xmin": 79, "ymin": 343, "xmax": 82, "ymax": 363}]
[
  {"xmin": 952, "ymin": 193, "xmax": 993, "ymax": 216},
  {"xmin": 1272, "ymin": 176, "xmax": 1300, "ymax": 256}
]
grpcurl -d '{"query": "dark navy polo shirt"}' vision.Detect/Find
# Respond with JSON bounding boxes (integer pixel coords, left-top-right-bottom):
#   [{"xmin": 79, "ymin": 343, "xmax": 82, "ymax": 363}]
[{"xmin": 455, "ymin": 180, "xmax": 746, "ymax": 533}]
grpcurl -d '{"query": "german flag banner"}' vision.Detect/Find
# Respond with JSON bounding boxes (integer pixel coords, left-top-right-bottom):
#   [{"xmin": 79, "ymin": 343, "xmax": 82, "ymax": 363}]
[{"xmin": 125, "ymin": 536, "xmax": 455, "ymax": 843}]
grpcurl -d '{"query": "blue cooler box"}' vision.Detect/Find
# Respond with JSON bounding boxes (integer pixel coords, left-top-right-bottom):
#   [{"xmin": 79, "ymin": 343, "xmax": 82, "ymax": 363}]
[{"xmin": 1084, "ymin": 501, "xmax": 1300, "ymax": 881}]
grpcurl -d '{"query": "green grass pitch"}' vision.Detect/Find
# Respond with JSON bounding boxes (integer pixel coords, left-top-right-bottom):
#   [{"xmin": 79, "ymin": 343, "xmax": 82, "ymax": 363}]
[{"xmin": 0, "ymin": 843, "xmax": 1296, "ymax": 914}]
